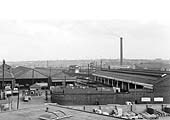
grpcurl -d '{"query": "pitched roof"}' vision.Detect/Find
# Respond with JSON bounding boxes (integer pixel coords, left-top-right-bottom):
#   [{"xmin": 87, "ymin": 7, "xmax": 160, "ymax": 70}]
[
  {"xmin": 0, "ymin": 69, "xmax": 14, "ymax": 79},
  {"xmin": 52, "ymin": 71, "xmax": 77, "ymax": 80},
  {"xmin": 0, "ymin": 64, "xmax": 12, "ymax": 72},
  {"xmin": 12, "ymin": 66, "xmax": 31, "ymax": 78},
  {"xmin": 34, "ymin": 67, "xmax": 63, "ymax": 77},
  {"xmin": 12, "ymin": 66, "xmax": 48, "ymax": 79},
  {"xmin": 93, "ymin": 70, "xmax": 162, "ymax": 85}
]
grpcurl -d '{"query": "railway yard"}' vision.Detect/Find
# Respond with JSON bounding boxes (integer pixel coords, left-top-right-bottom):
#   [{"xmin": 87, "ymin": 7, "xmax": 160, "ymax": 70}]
[{"xmin": 0, "ymin": 92, "xmax": 170, "ymax": 120}]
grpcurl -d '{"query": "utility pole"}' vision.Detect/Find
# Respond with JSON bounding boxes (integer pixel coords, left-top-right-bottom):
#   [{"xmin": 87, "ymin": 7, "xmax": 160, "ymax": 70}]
[
  {"xmin": 100, "ymin": 59, "xmax": 102, "ymax": 70},
  {"xmin": 32, "ymin": 69, "xmax": 34, "ymax": 85},
  {"xmin": 2, "ymin": 59, "xmax": 5, "ymax": 99},
  {"xmin": 17, "ymin": 85, "xmax": 20, "ymax": 109},
  {"xmin": 87, "ymin": 64, "xmax": 89, "ymax": 78},
  {"xmin": 48, "ymin": 67, "xmax": 51, "ymax": 89},
  {"xmin": 64, "ymin": 76, "xmax": 66, "ymax": 88}
]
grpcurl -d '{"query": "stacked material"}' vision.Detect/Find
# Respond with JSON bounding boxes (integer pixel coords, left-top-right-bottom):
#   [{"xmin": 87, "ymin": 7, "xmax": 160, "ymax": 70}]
[
  {"xmin": 109, "ymin": 106, "xmax": 123, "ymax": 117},
  {"xmin": 140, "ymin": 112, "xmax": 158, "ymax": 119},
  {"xmin": 93, "ymin": 108, "xmax": 102, "ymax": 114},
  {"xmin": 122, "ymin": 111, "xmax": 143, "ymax": 120},
  {"xmin": 93, "ymin": 108, "xmax": 109, "ymax": 115}
]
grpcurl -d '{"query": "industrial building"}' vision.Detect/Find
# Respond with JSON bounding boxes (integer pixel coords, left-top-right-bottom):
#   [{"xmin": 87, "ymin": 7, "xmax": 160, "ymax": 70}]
[
  {"xmin": 51, "ymin": 68, "xmax": 170, "ymax": 105},
  {"xmin": 0, "ymin": 64, "xmax": 77, "ymax": 89},
  {"xmin": 92, "ymin": 69, "xmax": 170, "ymax": 104},
  {"xmin": 51, "ymin": 71, "xmax": 77, "ymax": 86},
  {"xmin": 0, "ymin": 64, "xmax": 15, "ymax": 89},
  {"xmin": 0, "ymin": 69, "xmax": 15, "ymax": 89},
  {"xmin": 12, "ymin": 66, "xmax": 49, "ymax": 88}
]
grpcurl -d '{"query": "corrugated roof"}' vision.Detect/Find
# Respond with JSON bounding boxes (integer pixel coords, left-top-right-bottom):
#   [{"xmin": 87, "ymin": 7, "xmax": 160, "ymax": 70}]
[
  {"xmin": 0, "ymin": 69, "xmax": 14, "ymax": 79},
  {"xmin": 52, "ymin": 79, "xmax": 76, "ymax": 82},
  {"xmin": 18, "ymin": 70, "xmax": 48, "ymax": 79},
  {"xmin": 93, "ymin": 70, "xmax": 160, "ymax": 85},
  {"xmin": 12, "ymin": 66, "xmax": 31, "ymax": 78},
  {"xmin": 13, "ymin": 66, "xmax": 48, "ymax": 79},
  {"xmin": 0, "ymin": 64, "xmax": 11, "ymax": 72},
  {"xmin": 52, "ymin": 71, "xmax": 77, "ymax": 80},
  {"xmin": 34, "ymin": 67, "xmax": 63, "ymax": 77},
  {"xmin": 12, "ymin": 66, "xmax": 76, "ymax": 80}
]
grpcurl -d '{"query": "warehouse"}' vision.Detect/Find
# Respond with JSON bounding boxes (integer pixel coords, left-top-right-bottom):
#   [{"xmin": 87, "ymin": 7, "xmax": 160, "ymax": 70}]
[
  {"xmin": 12, "ymin": 66, "xmax": 49, "ymax": 88},
  {"xmin": 0, "ymin": 69, "xmax": 15, "ymax": 89},
  {"xmin": 51, "ymin": 71, "xmax": 77, "ymax": 86},
  {"xmin": 12, "ymin": 66, "xmax": 76, "ymax": 89},
  {"xmin": 92, "ymin": 69, "xmax": 170, "ymax": 104},
  {"xmin": 34, "ymin": 67, "xmax": 77, "ymax": 87}
]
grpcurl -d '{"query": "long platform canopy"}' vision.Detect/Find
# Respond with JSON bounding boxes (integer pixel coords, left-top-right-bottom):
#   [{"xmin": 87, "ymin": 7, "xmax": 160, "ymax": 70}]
[{"xmin": 92, "ymin": 70, "xmax": 164, "ymax": 89}]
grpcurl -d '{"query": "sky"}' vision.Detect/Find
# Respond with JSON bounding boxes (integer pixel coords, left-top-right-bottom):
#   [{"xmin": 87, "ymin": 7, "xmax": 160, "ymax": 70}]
[{"xmin": 0, "ymin": 0, "xmax": 170, "ymax": 61}]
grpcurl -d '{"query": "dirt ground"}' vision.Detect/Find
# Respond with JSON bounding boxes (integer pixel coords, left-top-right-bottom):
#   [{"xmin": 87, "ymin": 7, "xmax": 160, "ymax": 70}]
[
  {"xmin": 0, "ymin": 92, "xmax": 170, "ymax": 120},
  {"xmin": 0, "ymin": 103, "xmax": 120, "ymax": 120},
  {"xmin": 0, "ymin": 92, "xmax": 119, "ymax": 120}
]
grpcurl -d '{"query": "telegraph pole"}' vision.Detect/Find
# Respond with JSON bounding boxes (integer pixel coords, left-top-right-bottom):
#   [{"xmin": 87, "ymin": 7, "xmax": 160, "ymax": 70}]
[
  {"xmin": 64, "ymin": 76, "xmax": 66, "ymax": 88},
  {"xmin": 100, "ymin": 59, "xmax": 102, "ymax": 70},
  {"xmin": 17, "ymin": 85, "xmax": 20, "ymax": 109},
  {"xmin": 2, "ymin": 60, "xmax": 5, "ymax": 91},
  {"xmin": 48, "ymin": 67, "xmax": 51, "ymax": 89},
  {"xmin": 32, "ymin": 69, "xmax": 34, "ymax": 85},
  {"xmin": 2, "ymin": 59, "xmax": 5, "ymax": 99},
  {"xmin": 88, "ymin": 64, "xmax": 89, "ymax": 78}
]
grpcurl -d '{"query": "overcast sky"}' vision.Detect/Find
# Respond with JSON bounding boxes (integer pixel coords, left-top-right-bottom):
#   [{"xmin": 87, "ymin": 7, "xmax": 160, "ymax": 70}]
[{"xmin": 0, "ymin": 0, "xmax": 170, "ymax": 61}]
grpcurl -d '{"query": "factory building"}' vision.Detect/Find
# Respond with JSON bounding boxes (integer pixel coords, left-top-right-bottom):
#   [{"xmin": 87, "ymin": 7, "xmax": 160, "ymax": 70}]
[{"xmin": 92, "ymin": 69, "xmax": 170, "ymax": 104}]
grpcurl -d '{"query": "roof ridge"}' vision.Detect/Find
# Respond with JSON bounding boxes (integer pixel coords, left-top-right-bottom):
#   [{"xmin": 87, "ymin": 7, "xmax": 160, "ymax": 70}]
[
  {"xmin": 51, "ymin": 71, "xmax": 66, "ymax": 77},
  {"xmin": 33, "ymin": 69, "xmax": 49, "ymax": 77}
]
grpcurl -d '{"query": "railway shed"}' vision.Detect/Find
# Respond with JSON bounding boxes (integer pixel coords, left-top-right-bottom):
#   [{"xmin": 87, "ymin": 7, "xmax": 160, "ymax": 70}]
[
  {"xmin": 12, "ymin": 66, "xmax": 49, "ymax": 88},
  {"xmin": 92, "ymin": 69, "xmax": 170, "ymax": 104}
]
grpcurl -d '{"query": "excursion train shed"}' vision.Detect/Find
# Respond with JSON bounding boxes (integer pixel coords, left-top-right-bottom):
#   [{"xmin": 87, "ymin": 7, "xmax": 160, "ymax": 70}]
[{"xmin": 92, "ymin": 69, "xmax": 170, "ymax": 103}]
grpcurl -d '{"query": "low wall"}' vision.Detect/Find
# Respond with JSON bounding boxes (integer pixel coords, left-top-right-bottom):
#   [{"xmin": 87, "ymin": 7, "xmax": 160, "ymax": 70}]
[
  {"xmin": 51, "ymin": 88, "xmax": 153, "ymax": 105},
  {"xmin": 51, "ymin": 93, "xmax": 117, "ymax": 105}
]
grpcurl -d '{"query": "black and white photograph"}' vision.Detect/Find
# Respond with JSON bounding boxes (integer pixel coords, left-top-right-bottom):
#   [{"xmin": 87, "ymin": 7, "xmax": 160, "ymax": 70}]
[{"xmin": 0, "ymin": 0, "xmax": 170, "ymax": 119}]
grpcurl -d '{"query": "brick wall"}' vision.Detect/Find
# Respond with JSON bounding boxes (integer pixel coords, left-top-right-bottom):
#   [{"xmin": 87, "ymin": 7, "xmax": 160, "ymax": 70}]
[{"xmin": 154, "ymin": 77, "xmax": 170, "ymax": 104}]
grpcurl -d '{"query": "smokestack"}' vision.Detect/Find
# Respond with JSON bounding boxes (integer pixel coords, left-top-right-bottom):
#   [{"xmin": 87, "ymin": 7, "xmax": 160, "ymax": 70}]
[{"xmin": 120, "ymin": 37, "xmax": 123, "ymax": 66}]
